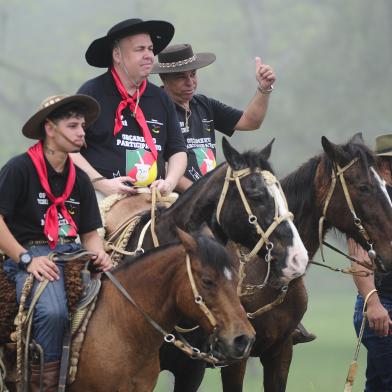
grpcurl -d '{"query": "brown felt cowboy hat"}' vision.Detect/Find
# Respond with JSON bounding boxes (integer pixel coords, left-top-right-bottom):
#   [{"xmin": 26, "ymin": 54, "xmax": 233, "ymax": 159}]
[
  {"xmin": 375, "ymin": 134, "xmax": 392, "ymax": 157},
  {"xmin": 151, "ymin": 44, "xmax": 216, "ymax": 74},
  {"xmin": 22, "ymin": 94, "xmax": 100, "ymax": 140},
  {"xmin": 85, "ymin": 18, "xmax": 175, "ymax": 68}
]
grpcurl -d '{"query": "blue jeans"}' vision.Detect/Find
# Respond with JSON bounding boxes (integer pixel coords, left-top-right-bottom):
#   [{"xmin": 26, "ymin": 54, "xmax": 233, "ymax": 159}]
[
  {"xmin": 354, "ymin": 294, "xmax": 392, "ymax": 391},
  {"xmin": 4, "ymin": 243, "xmax": 80, "ymax": 363}
]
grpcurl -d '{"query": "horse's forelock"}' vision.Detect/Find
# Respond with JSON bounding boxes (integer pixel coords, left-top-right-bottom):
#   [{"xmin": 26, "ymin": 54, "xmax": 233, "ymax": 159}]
[
  {"xmin": 195, "ymin": 235, "xmax": 233, "ymax": 271},
  {"xmin": 241, "ymin": 149, "xmax": 274, "ymax": 173}
]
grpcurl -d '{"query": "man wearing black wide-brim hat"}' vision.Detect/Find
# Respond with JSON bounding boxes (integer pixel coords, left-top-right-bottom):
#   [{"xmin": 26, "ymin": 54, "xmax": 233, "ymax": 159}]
[
  {"xmin": 72, "ymin": 19, "xmax": 187, "ymax": 200},
  {"xmin": 0, "ymin": 95, "xmax": 112, "ymax": 390},
  {"xmin": 151, "ymin": 43, "xmax": 276, "ymax": 191}
]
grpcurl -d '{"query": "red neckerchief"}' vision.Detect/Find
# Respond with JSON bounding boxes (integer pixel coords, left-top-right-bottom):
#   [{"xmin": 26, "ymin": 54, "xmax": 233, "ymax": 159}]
[
  {"xmin": 110, "ymin": 67, "xmax": 158, "ymax": 160},
  {"xmin": 27, "ymin": 141, "xmax": 77, "ymax": 249}
]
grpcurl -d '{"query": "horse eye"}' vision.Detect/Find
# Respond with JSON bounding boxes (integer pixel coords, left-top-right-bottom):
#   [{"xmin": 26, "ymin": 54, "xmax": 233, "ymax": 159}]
[
  {"xmin": 201, "ymin": 277, "xmax": 215, "ymax": 288},
  {"xmin": 358, "ymin": 184, "xmax": 370, "ymax": 193},
  {"xmin": 247, "ymin": 189, "xmax": 265, "ymax": 200}
]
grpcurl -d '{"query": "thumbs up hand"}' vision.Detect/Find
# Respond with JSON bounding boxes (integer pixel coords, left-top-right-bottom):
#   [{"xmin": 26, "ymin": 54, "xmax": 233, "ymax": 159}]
[{"xmin": 255, "ymin": 57, "xmax": 276, "ymax": 91}]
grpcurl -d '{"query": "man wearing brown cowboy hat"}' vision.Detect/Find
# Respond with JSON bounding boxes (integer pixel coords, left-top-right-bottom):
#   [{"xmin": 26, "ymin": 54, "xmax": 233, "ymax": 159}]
[
  {"xmin": 348, "ymin": 134, "xmax": 392, "ymax": 391},
  {"xmin": 151, "ymin": 43, "xmax": 276, "ymax": 191},
  {"xmin": 71, "ymin": 19, "xmax": 187, "ymax": 199},
  {"xmin": 0, "ymin": 95, "xmax": 112, "ymax": 391}
]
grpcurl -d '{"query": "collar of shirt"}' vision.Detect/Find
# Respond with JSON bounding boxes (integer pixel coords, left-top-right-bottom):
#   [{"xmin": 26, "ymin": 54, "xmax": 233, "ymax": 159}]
[{"xmin": 103, "ymin": 70, "xmax": 154, "ymax": 98}]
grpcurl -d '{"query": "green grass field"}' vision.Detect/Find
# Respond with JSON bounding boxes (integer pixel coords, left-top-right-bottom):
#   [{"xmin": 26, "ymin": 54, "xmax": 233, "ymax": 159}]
[{"xmin": 155, "ymin": 253, "xmax": 368, "ymax": 391}]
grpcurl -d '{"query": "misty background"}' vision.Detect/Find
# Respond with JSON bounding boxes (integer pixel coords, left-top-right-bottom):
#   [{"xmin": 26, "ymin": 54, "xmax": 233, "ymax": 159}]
[{"xmin": 1, "ymin": 1, "xmax": 391, "ymax": 391}]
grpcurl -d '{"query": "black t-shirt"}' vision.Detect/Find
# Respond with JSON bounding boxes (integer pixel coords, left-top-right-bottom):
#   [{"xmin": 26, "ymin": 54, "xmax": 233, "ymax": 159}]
[
  {"xmin": 175, "ymin": 94, "xmax": 242, "ymax": 182},
  {"xmin": 0, "ymin": 153, "xmax": 102, "ymax": 245},
  {"xmin": 78, "ymin": 72, "xmax": 186, "ymax": 186}
]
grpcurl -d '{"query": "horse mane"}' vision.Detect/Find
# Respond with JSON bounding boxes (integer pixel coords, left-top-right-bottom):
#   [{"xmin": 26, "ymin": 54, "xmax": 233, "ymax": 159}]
[
  {"xmin": 281, "ymin": 156, "xmax": 320, "ymax": 222},
  {"xmin": 114, "ymin": 233, "xmax": 232, "ymax": 273}
]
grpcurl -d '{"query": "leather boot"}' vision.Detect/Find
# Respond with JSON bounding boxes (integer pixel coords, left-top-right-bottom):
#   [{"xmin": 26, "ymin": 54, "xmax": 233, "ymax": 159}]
[
  {"xmin": 30, "ymin": 360, "xmax": 60, "ymax": 392},
  {"xmin": 292, "ymin": 322, "xmax": 317, "ymax": 345}
]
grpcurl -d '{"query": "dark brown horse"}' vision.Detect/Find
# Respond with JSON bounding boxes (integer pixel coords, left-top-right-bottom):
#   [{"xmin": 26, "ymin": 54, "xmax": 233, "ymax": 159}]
[
  {"xmin": 216, "ymin": 133, "xmax": 392, "ymax": 392},
  {"xmin": 68, "ymin": 228, "xmax": 255, "ymax": 392},
  {"xmin": 157, "ymin": 133, "xmax": 392, "ymax": 392},
  {"xmin": 121, "ymin": 138, "xmax": 308, "ymax": 283}
]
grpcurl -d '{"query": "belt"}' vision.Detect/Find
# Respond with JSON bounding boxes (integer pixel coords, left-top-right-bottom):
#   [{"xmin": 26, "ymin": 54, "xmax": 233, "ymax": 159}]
[{"xmin": 26, "ymin": 238, "xmax": 76, "ymax": 246}]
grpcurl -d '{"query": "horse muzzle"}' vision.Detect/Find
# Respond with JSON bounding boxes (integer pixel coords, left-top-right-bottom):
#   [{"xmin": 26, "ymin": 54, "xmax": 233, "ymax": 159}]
[{"xmin": 213, "ymin": 334, "xmax": 255, "ymax": 361}]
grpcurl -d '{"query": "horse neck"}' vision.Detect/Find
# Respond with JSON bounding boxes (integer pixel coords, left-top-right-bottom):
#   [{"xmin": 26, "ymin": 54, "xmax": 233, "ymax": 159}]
[
  {"xmin": 156, "ymin": 165, "xmax": 227, "ymax": 239},
  {"xmin": 281, "ymin": 155, "xmax": 330, "ymax": 258},
  {"xmin": 104, "ymin": 245, "xmax": 190, "ymax": 336}
]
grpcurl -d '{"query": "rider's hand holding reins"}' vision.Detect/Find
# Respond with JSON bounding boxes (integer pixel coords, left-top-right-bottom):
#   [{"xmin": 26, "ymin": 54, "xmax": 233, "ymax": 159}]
[
  {"xmin": 94, "ymin": 176, "xmax": 139, "ymax": 196},
  {"xmin": 91, "ymin": 249, "xmax": 112, "ymax": 272},
  {"xmin": 151, "ymin": 179, "xmax": 174, "ymax": 196},
  {"xmin": 27, "ymin": 256, "xmax": 60, "ymax": 282}
]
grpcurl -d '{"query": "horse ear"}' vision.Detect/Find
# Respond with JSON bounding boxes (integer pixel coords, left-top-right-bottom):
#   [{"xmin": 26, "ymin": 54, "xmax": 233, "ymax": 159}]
[
  {"xmin": 222, "ymin": 137, "xmax": 244, "ymax": 170},
  {"xmin": 321, "ymin": 136, "xmax": 347, "ymax": 165},
  {"xmin": 176, "ymin": 226, "xmax": 197, "ymax": 253},
  {"xmin": 260, "ymin": 138, "xmax": 275, "ymax": 161},
  {"xmin": 349, "ymin": 132, "xmax": 365, "ymax": 145}
]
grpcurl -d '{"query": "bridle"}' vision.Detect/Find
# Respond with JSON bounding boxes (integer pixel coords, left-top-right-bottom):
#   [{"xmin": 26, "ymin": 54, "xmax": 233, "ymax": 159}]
[
  {"xmin": 216, "ymin": 166, "xmax": 295, "ymax": 315},
  {"xmin": 317, "ymin": 156, "xmax": 379, "ymax": 272},
  {"xmin": 216, "ymin": 166, "xmax": 293, "ymax": 263},
  {"xmin": 105, "ymin": 254, "xmax": 233, "ymax": 366}
]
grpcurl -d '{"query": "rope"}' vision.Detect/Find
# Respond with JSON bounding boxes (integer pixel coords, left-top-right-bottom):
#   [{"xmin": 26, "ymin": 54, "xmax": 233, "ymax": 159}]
[
  {"xmin": 343, "ymin": 289, "xmax": 378, "ymax": 392},
  {"xmin": 15, "ymin": 274, "xmax": 34, "ymax": 387},
  {"xmin": 150, "ymin": 187, "xmax": 160, "ymax": 247},
  {"xmin": 0, "ymin": 346, "xmax": 9, "ymax": 392}
]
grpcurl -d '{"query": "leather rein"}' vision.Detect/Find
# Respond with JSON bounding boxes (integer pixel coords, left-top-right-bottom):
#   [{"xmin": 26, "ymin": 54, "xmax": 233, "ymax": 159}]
[{"xmin": 105, "ymin": 254, "xmax": 226, "ymax": 366}]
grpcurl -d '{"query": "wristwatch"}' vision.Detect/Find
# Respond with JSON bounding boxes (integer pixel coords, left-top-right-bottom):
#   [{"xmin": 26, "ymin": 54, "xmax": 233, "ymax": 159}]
[{"xmin": 18, "ymin": 251, "xmax": 33, "ymax": 270}]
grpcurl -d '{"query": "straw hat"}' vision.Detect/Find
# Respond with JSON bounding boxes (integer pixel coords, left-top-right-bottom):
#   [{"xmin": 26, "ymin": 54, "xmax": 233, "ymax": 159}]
[
  {"xmin": 375, "ymin": 134, "xmax": 392, "ymax": 157},
  {"xmin": 22, "ymin": 94, "xmax": 100, "ymax": 140}
]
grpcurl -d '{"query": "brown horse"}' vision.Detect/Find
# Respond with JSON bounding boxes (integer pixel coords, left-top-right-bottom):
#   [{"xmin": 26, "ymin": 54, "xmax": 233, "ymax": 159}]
[
  {"xmin": 68, "ymin": 228, "xmax": 255, "ymax": 392},
  {"xmin": 216, "ymin": 132, "xmax": 392, "ymax": 392}
]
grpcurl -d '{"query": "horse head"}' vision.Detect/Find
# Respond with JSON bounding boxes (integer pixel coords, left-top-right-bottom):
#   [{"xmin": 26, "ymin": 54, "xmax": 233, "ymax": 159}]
[
  {"xmin": 213, "ymin": 137, "xmax": 308, "ymax": 285},
  {"xmin": 320, "ymin": 132, "xmax": 392, "ymax": 272},
  {"xmin": 175, "ymin": 227, "xmax": 255, "ymax": 361}
]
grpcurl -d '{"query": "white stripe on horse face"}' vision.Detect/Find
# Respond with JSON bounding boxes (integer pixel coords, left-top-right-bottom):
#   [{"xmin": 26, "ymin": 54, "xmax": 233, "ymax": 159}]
[
  {"xmin": 371, "ymin": 167, "xmax": 392, "ymax": 208},
  {"xmin": 224, "ymin": 267, "xmax": 232, "ymax": 281},
  {"xmin": 267, "ymin": 181, "xmax": 308, "ymax": 280}
]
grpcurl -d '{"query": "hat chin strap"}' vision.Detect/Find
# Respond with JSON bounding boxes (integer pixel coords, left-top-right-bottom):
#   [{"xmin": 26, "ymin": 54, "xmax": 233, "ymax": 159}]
[{"xmin": 46, "ymin": 120, "xmax": 84, "ymax": 153}]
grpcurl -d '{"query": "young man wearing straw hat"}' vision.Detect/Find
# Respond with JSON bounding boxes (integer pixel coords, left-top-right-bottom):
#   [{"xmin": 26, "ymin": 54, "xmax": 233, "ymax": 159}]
[
  {"xmin": 0, "ymin": 95, "xmax": 112, "ymax": 391},
  {"xmin": 151, "ymin": 43, "xmax": 276, "ymax": 191},
  {"xmin": 72, "ymin": 19, "xmax": 187, "ymax": 200},
  {"xmin": 349, "ymin": 134, "xmax": 392, "ymax": 391}
]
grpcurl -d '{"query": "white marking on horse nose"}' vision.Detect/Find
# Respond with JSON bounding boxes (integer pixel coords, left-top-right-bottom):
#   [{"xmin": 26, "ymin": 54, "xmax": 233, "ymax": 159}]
[
  {"xmin": 268, "ymin": 182, "xmax": 308, "ymax": 278},
  {"xmin": 224, "ymin": 267, "xmax": 233, "ymax": 281}
]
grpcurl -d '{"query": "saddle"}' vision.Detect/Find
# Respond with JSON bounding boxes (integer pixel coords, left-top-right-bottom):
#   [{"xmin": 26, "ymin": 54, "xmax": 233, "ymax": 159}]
[
  {"xmin": 100, "ymin": 190, "xmax": 178, "ymax": 239},
  {"xmin": 0, "ymin": 250, "xmax": 98, "ymax": 343},
  {"xmin": 0, "ymin": 250, "xmax": 101, "ymax": 388}
]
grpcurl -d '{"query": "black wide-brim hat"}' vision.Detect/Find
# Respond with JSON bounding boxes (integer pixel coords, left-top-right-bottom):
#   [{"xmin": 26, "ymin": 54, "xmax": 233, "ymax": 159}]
[
  {"xmin": 22, "ymin": 94, "xmax": 101, "ymax": 140},
  {"xmin": 151, "ymin": 44, "xmax": 216, "ymax": 74},
  {"xmin": 85, "ymin": 18, "xmax": 175, "ymax": 68}
]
